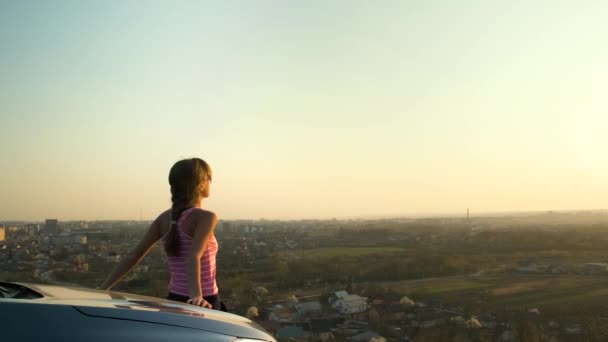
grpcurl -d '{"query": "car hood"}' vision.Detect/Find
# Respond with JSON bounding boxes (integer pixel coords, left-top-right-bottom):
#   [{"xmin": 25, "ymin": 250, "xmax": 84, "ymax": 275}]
[{"xmin": 15, "ymin": 283, "xmax": 273, "ymax": 341}]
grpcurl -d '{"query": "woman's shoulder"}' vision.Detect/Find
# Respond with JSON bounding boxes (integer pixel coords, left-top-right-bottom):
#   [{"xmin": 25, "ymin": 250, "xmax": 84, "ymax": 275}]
[
  {"xmin": 189, "ymin": 209, "xmax": 218, "ymax": 235},
  {"xmin": 154, "ymin": 209, "xmax": 172, "ymax": 222},
  {"xmin": 190, "ymin": 208, "xmax": 218, "ymax": 222}
]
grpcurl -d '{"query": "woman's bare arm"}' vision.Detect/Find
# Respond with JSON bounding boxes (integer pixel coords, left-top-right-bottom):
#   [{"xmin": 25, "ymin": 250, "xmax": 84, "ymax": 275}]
[
  {"xmin": 99, "ymin": 217, "xmax": 162, "ymax": 290},
  {"xmin": 186, "ymin": 210, "xmax": 217, "ymax": 307}
]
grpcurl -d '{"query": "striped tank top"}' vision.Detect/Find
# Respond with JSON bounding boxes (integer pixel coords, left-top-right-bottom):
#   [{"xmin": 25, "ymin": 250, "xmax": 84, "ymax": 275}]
[{"xmin": 162, "ymin": 207, "xmax": 219, "ymax": 297}]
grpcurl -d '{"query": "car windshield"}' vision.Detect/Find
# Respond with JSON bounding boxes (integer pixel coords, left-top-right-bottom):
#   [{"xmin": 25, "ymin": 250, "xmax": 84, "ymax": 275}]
[{"xmin": 0, "ymin": 282, "xmax": 43, "ymax": 299}]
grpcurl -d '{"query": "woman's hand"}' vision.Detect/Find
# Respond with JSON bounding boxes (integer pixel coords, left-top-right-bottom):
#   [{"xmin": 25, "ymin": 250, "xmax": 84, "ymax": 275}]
[{"xmin": 186, "ymin": 296, "xmax": 212, "ymax": 308}]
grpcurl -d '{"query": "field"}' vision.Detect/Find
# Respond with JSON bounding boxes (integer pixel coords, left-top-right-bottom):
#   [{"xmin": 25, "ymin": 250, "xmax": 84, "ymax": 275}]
[
  {"xmin": 374, "ymin": 273, "xmax": 608, "ymax": 317},
  {"xmin": 272, "ymin": 243, "xmax": 608, "ymax": 320},
  {"xmin": 278, "ymin": 247, "xmax": 406, "ymax": 259}
]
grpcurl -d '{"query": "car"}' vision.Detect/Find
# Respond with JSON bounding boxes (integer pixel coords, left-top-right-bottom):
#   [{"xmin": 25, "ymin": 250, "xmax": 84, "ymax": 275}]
[{"xmin": 0, "ymin": 281, "xmax": 276, "ymax": 342}]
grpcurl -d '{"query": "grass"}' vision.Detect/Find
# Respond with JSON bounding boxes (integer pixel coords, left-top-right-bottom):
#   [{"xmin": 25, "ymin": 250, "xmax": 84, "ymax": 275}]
[
  {"xmin": 278, "ymin": 247, "xmax": 406, "ymax": 259},
  {"xmin": 487, "ymin": 277, "xmax": 608, "ymax": 312},
  {"xmin": 379, "ymin": 276, "xmax": 489, "ymax": 295},
  {"xmin": 374, "ymin": 273, "xmax": 608, "ymax": 316}
]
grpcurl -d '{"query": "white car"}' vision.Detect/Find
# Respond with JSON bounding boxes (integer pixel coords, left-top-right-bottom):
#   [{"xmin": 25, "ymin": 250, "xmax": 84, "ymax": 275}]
[{"xmin": 0, "ymin": 281, "xmax": 275, "ymax": 342}]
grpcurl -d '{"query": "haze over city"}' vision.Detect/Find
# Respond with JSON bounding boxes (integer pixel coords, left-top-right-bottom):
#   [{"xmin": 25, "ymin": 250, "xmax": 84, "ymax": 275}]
[{"xmin": 1, "ymin": 1, "xmax": 607, "ymax": 221}]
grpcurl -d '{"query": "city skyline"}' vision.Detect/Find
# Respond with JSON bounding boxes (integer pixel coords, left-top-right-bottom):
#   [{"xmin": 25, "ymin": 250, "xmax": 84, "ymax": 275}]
[
  {"xmin": 1, "ymin": 1, "xmax": 607, "ymax": 220},
  {"xmin": 2, "ymin": 207, "xmax": 608, "ymax": 224}
]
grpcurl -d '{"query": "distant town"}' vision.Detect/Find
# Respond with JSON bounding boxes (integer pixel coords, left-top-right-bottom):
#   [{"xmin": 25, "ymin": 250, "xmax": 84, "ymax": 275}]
[{"xmin": 2, "ymin": 210, "xmax": 608, "ymax": 341}]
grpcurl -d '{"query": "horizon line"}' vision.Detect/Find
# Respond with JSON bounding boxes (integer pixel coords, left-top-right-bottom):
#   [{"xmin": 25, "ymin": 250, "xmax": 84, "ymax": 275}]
[{"xmin": 1, "ymin": 208, "xmax": 607, "ymax": 223}]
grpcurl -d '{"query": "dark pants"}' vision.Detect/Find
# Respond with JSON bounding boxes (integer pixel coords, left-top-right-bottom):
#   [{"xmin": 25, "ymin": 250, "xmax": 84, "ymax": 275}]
[{"xmin": 167, "ymin": 292, "xmax": 227, "ymax": 312}]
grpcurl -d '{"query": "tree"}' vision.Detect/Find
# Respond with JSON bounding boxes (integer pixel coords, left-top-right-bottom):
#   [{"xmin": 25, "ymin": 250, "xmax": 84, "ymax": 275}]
[
  {"xmin": 465, "ymin": 317, "xmax": 482, "ymax": 329},
  {"xmin": 287, "ymin": 294, "xmax": 298, "ymax": 304},
  {"xmin": 399, "ymin": 296, "xmax": 415, "ymax": 306},
  {"xmin": 584, "ymin": 312, "xmax": 608, "ymax": 341},
  {"xmin": 515, "ymin": 319, "xmax": 551, "ymax": 342},
  {"xmin": 273, "ymin": 258, "xmax": 290, "ymax": 286},
  {"xmin": 246, "ymin": 306, "xmax": 259, "ymax": 319},
  {"xmin": 254, "ymin": 286, "xmax": 269, "ymax": 297}
]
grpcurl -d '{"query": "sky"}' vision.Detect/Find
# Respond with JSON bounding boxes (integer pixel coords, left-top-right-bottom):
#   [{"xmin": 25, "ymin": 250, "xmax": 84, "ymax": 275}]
[{"xmin": 1, "ymin": 1, "xmax": 607, "ymax": 221}]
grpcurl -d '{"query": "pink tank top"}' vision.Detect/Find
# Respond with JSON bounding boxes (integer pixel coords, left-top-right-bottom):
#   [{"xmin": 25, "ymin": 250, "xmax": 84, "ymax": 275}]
[{"xmin": 162, "ymin": 207, "xmax": 219, "ymax": 297}]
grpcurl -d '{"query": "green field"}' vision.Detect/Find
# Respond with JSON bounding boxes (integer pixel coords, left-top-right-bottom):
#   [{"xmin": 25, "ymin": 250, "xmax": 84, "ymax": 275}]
[
  {"xmin": 373, "ymin": 276, "xmax": 490, "ymax": 297},
  {"xmin": 279, "ymin": 247, "xmax": 406, "ymax": 259},
  {"xmin": 373, "ymin": 274, "xmax": 608, "ymax": 316}
]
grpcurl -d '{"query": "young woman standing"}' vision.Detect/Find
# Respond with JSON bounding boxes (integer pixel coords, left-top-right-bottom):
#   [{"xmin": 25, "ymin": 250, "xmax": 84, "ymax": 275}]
[{"xmin": 100, "ymin": 158, "xmax": 223, "ymax": 310}]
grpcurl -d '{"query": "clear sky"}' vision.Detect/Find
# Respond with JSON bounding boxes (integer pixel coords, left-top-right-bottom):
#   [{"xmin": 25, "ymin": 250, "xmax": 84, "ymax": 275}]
[{"xmin": 1, "ymin": 1, "xmax": 607, "ymax": 221}]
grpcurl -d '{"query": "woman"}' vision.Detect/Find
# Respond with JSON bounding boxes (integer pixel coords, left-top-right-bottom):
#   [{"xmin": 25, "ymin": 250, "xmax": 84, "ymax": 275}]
[{"xmin": 99, "ymin": 158, "xmax": 222, "ymax": 310}]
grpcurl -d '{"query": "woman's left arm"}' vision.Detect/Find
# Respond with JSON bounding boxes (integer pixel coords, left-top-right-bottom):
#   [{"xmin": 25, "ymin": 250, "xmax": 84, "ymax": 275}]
[
  {"xmin": 98, "ymin": 218, "xmax": 162, "ymax": 290},
  {"xmin": 186, "ymin": 210, "xmax": 217, "ymax": 307}
]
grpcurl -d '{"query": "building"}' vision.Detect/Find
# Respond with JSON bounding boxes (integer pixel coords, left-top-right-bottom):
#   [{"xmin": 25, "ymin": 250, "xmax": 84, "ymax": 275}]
[
  {"xmin": 585, "ymin": 262, "xmax": 608, "ymax": 274},
  {"xmin": 269, "ymin": 304, "xmax": 299, "ymax": 323},
  {"xmin": 51, "ymin": 234, "xmax": 87, "ymax": 247},
  {"xmin": 0, "ymin": 226, "xmax": 5, "ymax": 242},
  {"xmin": 310, "ymin": 319, "xmax": 333, "ymax": 342},
  {"xmin": 330, "ymin": 291, "xmax": 370, "ymax": 315},
  {"xmin": 351, "ymin": 331, "xmax": 384, "ymax": 342},
  {"xmin": 276, "ymin": 326, "xmax": 306, "ymax": 341},
  {"xmin": 45, "ymin": 219, "xmax": 59, "ymax": 234},
  {"xmin": 297, "ymin": 301, "xmax": 323, "ymax": 318},
  {"xmin": 26, "ymin": 224, "xmax": 40, "ymax": 233}
]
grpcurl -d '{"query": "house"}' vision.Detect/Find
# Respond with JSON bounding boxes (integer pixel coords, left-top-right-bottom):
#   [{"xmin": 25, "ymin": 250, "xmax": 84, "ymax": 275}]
[
  {"xmin": 269, "ymin": 304, "xmax": 299, "ymax": 323},
  {"xmin": 257, "ymin": 320, "xmax": 281, "ymax": 337},
  {"xmin": 498, "ymin": 330, "xmax": 516, "ymax": 342},
  {"xmin": 310, "ymin": 319, "xmax": 334, "ymax": 342},
  {"xmin": 419, "ymin": 317, "xmax": 448, "ymax": 328},
  {"xmin": 254, "ymin": 239, "xmax": 267, "ymax": 248},
  {"xmin": 584, "ymin": 262, "xmax": 608, "ymax": 274},
  {"xmin": 550, "ymin": 264, "xmax": 568, "ymax": 274},
  {"xmin": 477, "ymin": 313, "xmax": 498, "ymax": 329},
  {"xmin": 51, "ymin": 233, "xmax": 86, "ymax": 247},
  {"xmin": 297, "ymin": 301, "xmax": 323, "ymax": 318},
  {"xmin": 565, "ymin": 325, "xmax": 582, "ymax": 335},
  {"xmin": 343, "ymin": 319, "xmax": 368, "ymax": 329},
  {"xmin": 410, "ymin": 307, "xmax": 459, "ymax": 329},
  {"xmin": 368, "ymin": 304, "xmax": 411, "ymax": 322},
  {"xmin": 350, "ymin": 331, "xmax": 384, "ymax": 342},
  {"xmin": 106, "ymin": 251, "xmax": 120, "ymax": 263},
  {"xmin": 276, "ymin": 326, "xmax": 307, "ymax": 341},
  {"xmin": 368, "ymin": 306, "xmax": 382, "ymax": 322},
  {"xmin": 515, "ymin": 262, "xmax": 548, "ymax": 273},
  {"xmin": 333, "ymin": 291, "xmax": 348, "ymax": 300},
  {"xmin": 371, "ymin": 294, "xmax": 385, "ymax": 305},
  {"xmin": 386, "ymin": 304, "xmax": 411, "ymax": 321},
  {"xmin": 330, "ymin": 291, "xmax": 370, "ymax": 315}
]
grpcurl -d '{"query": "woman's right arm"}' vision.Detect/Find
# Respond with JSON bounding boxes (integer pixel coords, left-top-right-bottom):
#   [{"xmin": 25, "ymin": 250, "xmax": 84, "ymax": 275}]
[{"xmin": 98, "ymin": 216, "xmax": 162, "ymax": 291}]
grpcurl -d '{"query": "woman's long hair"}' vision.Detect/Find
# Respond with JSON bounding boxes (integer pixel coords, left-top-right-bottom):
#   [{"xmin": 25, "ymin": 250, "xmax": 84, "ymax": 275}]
[{"xmin": 164, "ymin": 158, "xmax": 211, "ymax": 257}]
